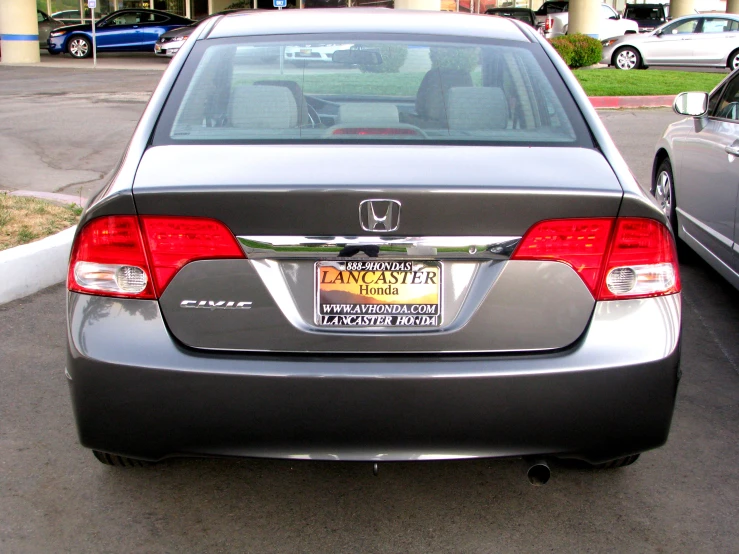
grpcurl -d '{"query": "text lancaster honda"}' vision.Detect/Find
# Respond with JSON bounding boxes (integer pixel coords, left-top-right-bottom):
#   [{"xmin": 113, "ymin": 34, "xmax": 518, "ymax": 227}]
[{"xmin": 66, "ymin": 9, "xmax": 682, "ymax": 479}]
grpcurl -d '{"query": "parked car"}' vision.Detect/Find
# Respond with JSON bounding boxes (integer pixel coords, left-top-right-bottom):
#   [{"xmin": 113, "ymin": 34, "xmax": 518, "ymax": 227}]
[
  {"xmin": 155, "ymin": 8, "xmax": 249, "ymax": 58},
  {"xmin": 485, "ymin": 7, "xmax": 544, "ymax": 33},
  {"xmin": 51, "ymin": 10, "xmax": 85, "ymax": 25},
  {"xmin": 47, "ymin": 9, "xmax": 193, "ymax": 58},
  {"xmin": 653, "ymin": 78, "xmax": 739, "ymax": 289},
  {"xmin": 37, "ymin": 10, "xmax": 64, "ymax": 47},
  {"xmin": 623, "ymin": 3, "xmax": 668, "ymax": 33},
  {"xmin": 535, "ymin": 1, "xmax": 639, "ymax": 40},
  {"xmin": 66, "ymin": 9, "xmax": 681, "ymax": 479},
  {"xmin": 602, "ymin": 13, "xmax": 739, "ymax": 70}
]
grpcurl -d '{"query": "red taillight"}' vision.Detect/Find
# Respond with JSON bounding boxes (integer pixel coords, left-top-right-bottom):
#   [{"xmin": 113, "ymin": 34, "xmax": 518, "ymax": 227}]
[
  {"xmin": 598, "ymin": 218, "xmax": 680, "ymax": 300},
  {"xmin": 511, "ymin": 218, "xmax": 614, "ymax": 295},
  {"xmin": 545, "ymin": 17, "xmax": 553, "ymax": 32},
  {"xmin": 68, "ymin": 215, "xmax": 244, "ymax": 299},
  {"xmin": 140, "ymin": 216, "xmax": 244, "ymax": 296},
  {"xmin": 68, "ymin": 216, "xmax": 156, "ymax": 299},
  {"xmin": 511, "ymin": 217, "xmax": 680, "ymax": 301}
]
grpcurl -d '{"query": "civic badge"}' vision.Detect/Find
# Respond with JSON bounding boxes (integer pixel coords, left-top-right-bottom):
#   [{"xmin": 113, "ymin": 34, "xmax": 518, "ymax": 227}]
[{"xmin": 359, "ymin": 199, "xmax": 401, "ymax": 233}]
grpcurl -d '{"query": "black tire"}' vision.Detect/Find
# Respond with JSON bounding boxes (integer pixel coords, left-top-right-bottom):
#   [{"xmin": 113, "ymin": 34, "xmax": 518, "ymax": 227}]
[
  {"xmin": 613, "ymin": 46, "xmax": 642, "ymax": 70},
  {"xmin": 67, "ymin": 35, "xmax": 92, "ymax": 59},
  {"xmin": 588, "ymin": 454, "xmax": 640, "ymax": 470},
  {"xmin": 93, "ymin": 450, "xmax": 152, "ymax": 467},
  {"xmin": 652, "ymin": 158, "xmax": 678, "ymax": 233},
  {"xmin": 728, "ymin": 48, "xmax": 739, "ymax": 71}
]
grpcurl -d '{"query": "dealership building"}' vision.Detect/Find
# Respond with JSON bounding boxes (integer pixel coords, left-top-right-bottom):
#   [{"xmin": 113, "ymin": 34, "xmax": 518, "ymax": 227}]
[{"xmin": 0, "ymin": 0, "xmax": 736, "ymax": 63}]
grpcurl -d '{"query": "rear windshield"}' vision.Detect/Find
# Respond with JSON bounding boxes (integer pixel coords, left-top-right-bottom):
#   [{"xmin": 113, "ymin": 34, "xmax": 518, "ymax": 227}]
[
  {"xmin": 624, "ymin": 6, "xmax": 664, "ymax": 20},
  {"xmin": 153, "ymin": 35, "xmax": 590, "ymax": 147}
]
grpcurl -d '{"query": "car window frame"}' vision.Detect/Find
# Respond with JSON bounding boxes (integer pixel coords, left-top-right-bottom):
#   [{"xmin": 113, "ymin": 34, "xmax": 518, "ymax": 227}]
[
  {"xmin": 699, "ymin": 17, "xmax": 739, "ymax": 34},
  {"xmin": 709, "ymin": 73, "xmax": 739, "ymax": 123},
  {"xmin": 660, "ymin": 16, "xmax": 702, "ymax": 35},
  {"xmin": 151, "ymin": 33, "xmax": 595, "ymax": 150}
]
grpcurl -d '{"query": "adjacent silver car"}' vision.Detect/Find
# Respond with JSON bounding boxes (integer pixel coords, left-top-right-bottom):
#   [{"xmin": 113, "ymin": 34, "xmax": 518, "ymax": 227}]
[
  {"xmin": 653, "ymin": 77, "xmax": 739, "ymax": 289},
  {"xmin": 66, "ymin": 9, "xmax": 681, "ymax": 477},
  {"xmin": 603, "ymin": 13, "xmax": 739, "ymax": 70}
]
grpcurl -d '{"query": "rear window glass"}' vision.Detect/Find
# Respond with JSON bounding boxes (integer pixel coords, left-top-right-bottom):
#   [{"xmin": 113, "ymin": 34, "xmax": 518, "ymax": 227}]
[
  {"xmin": 154, "ymin": 35, "xmax": 590, "ymax": 147},
  {"xmin": 624, "ymin": 7, "xmax": 664, "ymax": 20}
]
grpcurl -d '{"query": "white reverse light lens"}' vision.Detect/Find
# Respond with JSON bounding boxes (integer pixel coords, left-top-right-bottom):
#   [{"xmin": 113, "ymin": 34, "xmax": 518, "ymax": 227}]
[
  {"xmin": 606, "ymin": 263, "xmax": 676, "ymax": 297},
  {"xmin": 74, "ymin": 262, "xmax": 147, "ymax": 294},
  {"xmin": 115, "ymin": 265, "xmax": 148, "ymax": 293}
]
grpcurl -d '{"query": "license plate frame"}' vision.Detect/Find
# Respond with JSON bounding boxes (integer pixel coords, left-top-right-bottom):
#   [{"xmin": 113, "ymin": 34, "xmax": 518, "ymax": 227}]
[{"xmin": 315, "ymin": 260, "xmax": 442, "ymax": 328}]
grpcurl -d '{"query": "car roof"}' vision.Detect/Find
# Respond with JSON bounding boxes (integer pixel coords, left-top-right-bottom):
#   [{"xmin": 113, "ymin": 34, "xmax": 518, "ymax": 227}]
[
  {"xmin": 208, "ymin": 9, "xmax": 530, "ymax": 42},
  {"xmin": 670, "ymin": 12, "xmax": 739, "ymax": 19}
]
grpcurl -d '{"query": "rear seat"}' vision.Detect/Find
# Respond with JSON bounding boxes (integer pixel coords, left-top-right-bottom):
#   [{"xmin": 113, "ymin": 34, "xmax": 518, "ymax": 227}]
[
  {"xmin": 446, "ymin": 87, "xmax": 509, "ymax": 131},
  {"xmin": 230, "ymin": 85, "xmax": 298, "ymax": 129}
]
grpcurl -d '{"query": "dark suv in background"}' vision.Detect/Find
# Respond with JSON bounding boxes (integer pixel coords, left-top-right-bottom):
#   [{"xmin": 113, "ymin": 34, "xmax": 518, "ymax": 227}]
[{"xmin": 623, "ymin": 3, "xmax": 667, "ymax": 33}]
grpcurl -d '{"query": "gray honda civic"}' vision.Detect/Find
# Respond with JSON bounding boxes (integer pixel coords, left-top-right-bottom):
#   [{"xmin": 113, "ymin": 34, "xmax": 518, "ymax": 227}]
[{"xmin": 66, "ymin": 9, "xmax": 682, "ymax": 480}]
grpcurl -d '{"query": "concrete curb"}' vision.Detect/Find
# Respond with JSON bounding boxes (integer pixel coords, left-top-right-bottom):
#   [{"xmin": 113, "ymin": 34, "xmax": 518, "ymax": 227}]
[
  {"xmin": 1, "ymin": 189, "xmax": 85, "ymax": 207},
  {"xmin": 590, "ymin": 95, "xmax": 675, "ymax": 109},
  {"xmin": 0, "ymin": 226, "xmax": 75, "ymax": 306}
]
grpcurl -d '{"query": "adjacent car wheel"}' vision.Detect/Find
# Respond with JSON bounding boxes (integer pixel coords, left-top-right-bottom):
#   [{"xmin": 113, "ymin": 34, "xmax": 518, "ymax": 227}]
[
  {"xmin": 614, "ymin": 46, "xmax": 641, "ymax": 70},
  {"xmin": 653, "ymin": 158, "xmax": 677, "ymax": 232},
  {"xmin": 728, "ymin": 48, "xmax": 739, "ymax": 71},
  {"xmin": 93, "ymin": 450, "xmax": 152, "ymax": 467},
  {"xmin": 67, "ymin": 36, "xmax": 91, "ymax": 59}
]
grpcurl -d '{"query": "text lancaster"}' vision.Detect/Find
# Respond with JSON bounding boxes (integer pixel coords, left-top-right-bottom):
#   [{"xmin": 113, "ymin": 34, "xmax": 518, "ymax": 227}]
[{"xmin": 320, "ymin": 270, "xmax": 438, "ymax": 286}]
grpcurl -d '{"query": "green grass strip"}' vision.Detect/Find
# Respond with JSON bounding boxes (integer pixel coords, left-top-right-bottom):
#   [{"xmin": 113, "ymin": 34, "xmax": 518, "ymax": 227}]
[{"xmin": 573, "ymin": 69, "xmax": 725, "ymax": 97}]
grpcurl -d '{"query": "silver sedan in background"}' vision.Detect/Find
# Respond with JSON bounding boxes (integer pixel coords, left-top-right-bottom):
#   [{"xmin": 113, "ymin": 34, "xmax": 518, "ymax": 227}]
[
  {"xmin": 602, "ymin": 13, "xmax": 739, "ymax": 70},
  {"xmin": 653, "ymin": 75, "xmax": 739, "ymax": 289}
]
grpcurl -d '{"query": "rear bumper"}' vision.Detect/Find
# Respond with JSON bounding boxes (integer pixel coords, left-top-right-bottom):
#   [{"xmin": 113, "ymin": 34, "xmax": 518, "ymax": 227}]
[{"xmin": 66, "ymin": 292, "xmax": 681, "ymax": 463}]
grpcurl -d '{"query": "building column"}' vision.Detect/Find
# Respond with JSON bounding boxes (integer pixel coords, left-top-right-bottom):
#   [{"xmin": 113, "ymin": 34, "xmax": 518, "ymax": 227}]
[
  {"xmin": 394, "ymin": 0, "xmax": 441, "ymax": 9},
  {"xmin": 0, "ymin": 0, "xmax": 41, "ymax": 63},
  {"xmin": 669, "ymin": 0, "xmax": 696, "ymax": 18},
  {"xmin": 728, "ymin": 0, "xmax": 739, "ymax": 14},
  {"xmin": 568, "ymin": 0, "xmax": 600, "ymax": 38}
]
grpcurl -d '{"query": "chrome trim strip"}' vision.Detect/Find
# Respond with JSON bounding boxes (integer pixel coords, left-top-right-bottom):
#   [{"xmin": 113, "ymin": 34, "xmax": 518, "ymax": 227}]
[
  {"xmin": 238, "ymin": 236, "xmax": 521, "ymax": 260},
  {"xmin": 677, "ymin": 208, "xmax": 734, "ymax": 249}
]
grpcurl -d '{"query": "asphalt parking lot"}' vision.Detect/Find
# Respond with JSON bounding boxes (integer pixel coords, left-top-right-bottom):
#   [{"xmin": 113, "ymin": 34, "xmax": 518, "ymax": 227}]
[{"xmin": 1, "ymin": 65, "xmax": 738, "ymax": 552}]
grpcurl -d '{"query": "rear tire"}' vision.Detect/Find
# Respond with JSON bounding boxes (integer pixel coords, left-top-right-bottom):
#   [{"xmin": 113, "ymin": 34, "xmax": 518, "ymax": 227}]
[
  {"xmin": 588, "ymin": 454, "xmax": 640, "ymax": 470},
  {"xmin": 614, "ymin": 46, "xmax": 642, "ymax": 70},
  {"xmin": 728, "ymin": 48, "xmax": 739, "ymax": 71},
  {"xmin": 652, "ymin": 158, "xmax": 678, "ymax": 233},
  {"xmin": 93, "ymin": 450, "xmax": 152, "ymax": 467},
  {"xmin": 67, "ymin": 36, "xmax": 91, "ymax": 59}
]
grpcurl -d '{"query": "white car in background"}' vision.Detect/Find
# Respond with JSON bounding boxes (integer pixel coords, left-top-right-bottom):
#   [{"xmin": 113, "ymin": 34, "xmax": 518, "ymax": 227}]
[
  {"xmin": 602, "ymin": 13, "xmax": 739, "ymax": 70},
  {"xmin": 284, "ymin": 43, "xmax": 354, "ymax": 63},
  {"xmin": 535, "ymin": 1, "xmax": 639, "ymax": 40}
]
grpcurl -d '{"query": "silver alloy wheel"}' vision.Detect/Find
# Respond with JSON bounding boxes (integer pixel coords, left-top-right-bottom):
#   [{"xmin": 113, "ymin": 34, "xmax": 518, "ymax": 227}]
[
  {"xmin": 616, "ymin": 49, "xmax": 637, "ymax": 70},
  {"xmin": 69, "ymin": 38, "xmax": 89, "ymax": 58},
  {"xmin": 655, "ymin": 170, "xmax": 672, "ymax": 218},
  {"xmin": 732, "ymin": 52, "xmax": 739, "ymax": 70}
]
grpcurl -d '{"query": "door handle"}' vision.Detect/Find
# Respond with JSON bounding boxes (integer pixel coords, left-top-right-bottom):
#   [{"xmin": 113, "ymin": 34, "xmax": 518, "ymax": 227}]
[
  {"xmin": 725, "ymin": 145, "xmax": 739, "ymax": 156},
  {"xmin": 133, "ymin": 25, "xmax": 139, "ymax": 28}
]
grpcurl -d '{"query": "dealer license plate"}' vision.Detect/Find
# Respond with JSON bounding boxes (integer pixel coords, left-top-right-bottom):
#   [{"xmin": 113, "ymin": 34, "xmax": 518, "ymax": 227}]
[{"xmin": 316, "ymin": 261, "xmax": 441, "ymax": 327}]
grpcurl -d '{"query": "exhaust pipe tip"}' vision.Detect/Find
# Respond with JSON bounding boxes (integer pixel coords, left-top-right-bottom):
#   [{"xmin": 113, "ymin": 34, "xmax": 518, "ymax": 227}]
[{"xmin": 526, "ymin": 458, "xmax": 551, "ymax": 486}]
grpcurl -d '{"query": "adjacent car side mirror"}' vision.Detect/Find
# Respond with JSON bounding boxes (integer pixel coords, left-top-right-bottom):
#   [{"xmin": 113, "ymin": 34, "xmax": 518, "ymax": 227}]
[{"xmin": 673, "ymin": 91, "xmax": 708, "ymax": 117}]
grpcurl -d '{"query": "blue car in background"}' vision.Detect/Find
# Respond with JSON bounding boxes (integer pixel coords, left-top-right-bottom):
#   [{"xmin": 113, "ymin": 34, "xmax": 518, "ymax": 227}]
[{"xmin": 47, "ymin": 9, "xmax": 193, "ymax": 58}]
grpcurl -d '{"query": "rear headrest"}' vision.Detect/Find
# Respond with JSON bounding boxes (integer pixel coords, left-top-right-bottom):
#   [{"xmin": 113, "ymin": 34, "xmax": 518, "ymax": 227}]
[
  {"xmin": 416, "ymin": 69, "xmax": 473, "ymax": 121},
  {"xmin": 338, "ymin": 103, "xmax": 399, "ymax": 125},
  {"xmin": 230, "ymin": 85, "xmax": 298, "ymax": 129},
  {"xmin": 447, "ymin": 87, "xmax": 508, "ymax": 131}
]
